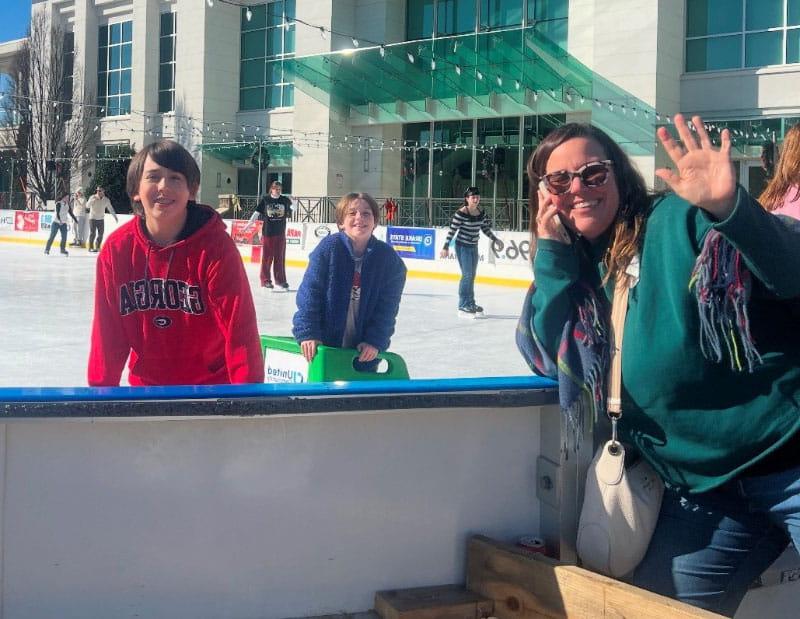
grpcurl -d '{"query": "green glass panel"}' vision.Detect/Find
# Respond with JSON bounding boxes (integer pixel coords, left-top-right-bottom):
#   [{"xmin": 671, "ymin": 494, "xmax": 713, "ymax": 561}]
[
  {"xmin": 686, "ymin": 35, "xmax": 741, "ymax": 71},
  {"xmin": 158, "ymin": 90, "xmax": 173, "ymax": 113},
  {"xmin": 160, "ymin": 36, "xmax": 174, "ymax": 62},
  {"xmin": 99, "ymin": 25, "xmax": 108, "ymax": 46},
  {"xmin": 285, "ymin": 0, "xmax": 296, "ymax": 21},
  {"xmin": 481, "ymin": 0, "xmax": 523, "ymax": 29},
  {"xmin": 535, "ymin": 18, "xmax": 567, "ymax": 48},
  {"xmin": 160, "ymin": 12, "xmax": 175, "ymax": 36},
  {"xmin": 242, "ymin": 30, "xmax": 266, "ymax": 59},
  {"xmin": 285, "ymin": 24, "xmax": 295, "ymax": 53},
  {"xmin": 266, "ymin": 60, "xmax": 281, "ymax": 84},
  {"xmin": 407, "ymin": 0, "xmax": 434, "ymax": 39},
  {"xmin": 243, "ymin": 5, "xmax": 267, "ymax": 31},
  {"xmin": 530, "ymin": 0, "xmax": 568, "ymax": 21},
  {"xmin": 745, "ymin": 0, "xmax": 782, "ymax": 30},
  {"xmin": 122, "ymin": 21, "xmax": 132, "ymax": 42},
  {"xmin": 432, "ymin": 120, "xmax": 474, "ymax": 199},
  {"xmin": 107, "ymin": 96, "xmax": 119, "ymax": 116},
  {"xmin": 437, "ymin": 0, "xmax": 475, "ymax": 35},
  {"xmin": 282, "ymin": 83, "xmax": 294, "ymax": 107},
  {"xmin": 686, "ymin": 0, "xmax": 742, "ymax": 37},
  {"xmin": 790, "ymin": 0, "xmax": 800, "ymax": 25},
  {"xmin": 159, "ymin": 63, "xmax": 174, "ymax": 90},
  {"xmin": 745, "ymin": 30, "xmax": 782, "ymax": 66},
  {"xmin": 110, "ymin": 23, "xmax": 121, "ymax": 44},
  {"xmin": 122, "ymin": 43, "xmax": 132, "ymax": 68},
  {"xmin": 240, "ymin": 87, "xmax": 265, "ymax": 110},
  {"xmin": 241, "ymin": 59, "xmax": 265, "ymax": 87},
  {"xmin": 119, "ymin": 95, "xmax": 131, "ymax": 114},
  {"xmin": 788, "ymin": 29, "xmax": 800, "ymax": 63},
  {"xmin": 98, "ymin": 48, "xmax": 107, "ymax": 71},
  {"xmin": 268, "ymin": 0, "xmax": 284, "ymax": 27},
  {"xmin": 97, "ymin": 73, "xmax": 107, "ymax": 97},
  {"xmin": 267, "ymin": 27, "xmax": 283, "ymax": 56},
  {"xmin": 63, "ymin": 32, "xmax": 74, "ymax": 53},
  {"xmin": 109, "ymin": 71, "xmax": 120, "ymax": 96},
  {"xmin": 266, "ymin": 85, "xmax": 282, "ymax": 108},
  {"xmin": 120, "ymin": 69, "xmax": 131, "ymax": 94},
  {"xmin": 109, "ymin": 45, "xmax": 121, "ymax": 70}
]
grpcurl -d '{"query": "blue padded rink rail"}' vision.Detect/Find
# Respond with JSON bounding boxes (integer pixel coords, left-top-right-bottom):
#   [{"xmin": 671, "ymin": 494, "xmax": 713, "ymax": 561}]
[{"xmin": 0, "ymin": 376, "xmax": 557, "ymax": 403}]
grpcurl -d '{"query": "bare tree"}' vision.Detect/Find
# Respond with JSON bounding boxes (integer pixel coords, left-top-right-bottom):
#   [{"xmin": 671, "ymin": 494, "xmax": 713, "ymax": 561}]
[{"xmin": 1, "ymin": 11, "xmax": 97, "ymax": 203}]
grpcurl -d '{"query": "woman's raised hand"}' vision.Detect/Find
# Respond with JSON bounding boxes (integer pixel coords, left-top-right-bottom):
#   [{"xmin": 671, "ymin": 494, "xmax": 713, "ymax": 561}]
[{"xmin": 655, "ymin": 114, "xmax": 737, "ymax": 220}]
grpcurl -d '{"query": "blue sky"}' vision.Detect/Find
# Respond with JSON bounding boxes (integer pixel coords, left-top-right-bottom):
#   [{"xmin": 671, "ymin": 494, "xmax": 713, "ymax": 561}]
[{"xmin": 0, "ymin": 0, "xmax": 32, "ymax": 43}]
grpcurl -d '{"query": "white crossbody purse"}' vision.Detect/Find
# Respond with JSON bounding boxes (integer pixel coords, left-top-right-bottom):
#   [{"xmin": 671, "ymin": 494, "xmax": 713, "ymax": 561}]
[{"xmin": 576, "ymin": 274, "xmax": 665, "ymax": 578}]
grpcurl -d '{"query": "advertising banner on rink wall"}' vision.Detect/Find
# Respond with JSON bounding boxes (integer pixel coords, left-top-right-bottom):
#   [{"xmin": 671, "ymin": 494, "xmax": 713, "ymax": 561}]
[
  {"xmin": 1, "ymin": 210, "xmax": 532, "ymax": 285},
  {"xmin": 387, "ymin": 226, "xmax": 436, "ymax": 260}
]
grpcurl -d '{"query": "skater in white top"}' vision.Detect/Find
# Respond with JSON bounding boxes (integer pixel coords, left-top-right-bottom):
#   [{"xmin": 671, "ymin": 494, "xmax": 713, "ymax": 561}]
[{"xmin": 86, "ymin": 186, "xmax": 118, "ymax": 252}]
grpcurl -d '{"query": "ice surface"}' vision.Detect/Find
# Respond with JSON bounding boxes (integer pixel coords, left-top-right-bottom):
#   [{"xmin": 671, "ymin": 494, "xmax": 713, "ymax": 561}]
[{"xmin": 0, "ymin": 243, "xmax": 532, "ymax": 387}]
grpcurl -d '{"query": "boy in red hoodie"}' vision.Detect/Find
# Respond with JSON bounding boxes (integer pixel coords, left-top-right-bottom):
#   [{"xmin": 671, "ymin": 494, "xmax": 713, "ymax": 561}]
[{"xmin": 88, "ymin": 140, "xmax": 264, "ymax": 386}]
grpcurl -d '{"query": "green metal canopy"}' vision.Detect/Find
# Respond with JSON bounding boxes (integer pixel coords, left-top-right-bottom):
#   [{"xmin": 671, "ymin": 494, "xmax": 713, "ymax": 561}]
[
  {"xmin": 198, "ymin": 140, "xmax": 294, "ymax": 167},
  {"xmin": 285, "ymin": 25, "xmax": 657, "ymax": 155}
]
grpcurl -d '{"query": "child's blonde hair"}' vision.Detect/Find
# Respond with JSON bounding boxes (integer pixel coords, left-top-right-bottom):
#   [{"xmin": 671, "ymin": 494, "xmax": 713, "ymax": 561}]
[{"xmin": 334, "ymin": 192, "xmax": 379, "ymax": 226}]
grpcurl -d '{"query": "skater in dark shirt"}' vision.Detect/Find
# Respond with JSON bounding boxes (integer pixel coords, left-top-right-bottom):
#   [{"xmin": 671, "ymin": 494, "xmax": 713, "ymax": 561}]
[{"xmin": 247, "ymin": 181, "xmax": 293, "ymax": 290}]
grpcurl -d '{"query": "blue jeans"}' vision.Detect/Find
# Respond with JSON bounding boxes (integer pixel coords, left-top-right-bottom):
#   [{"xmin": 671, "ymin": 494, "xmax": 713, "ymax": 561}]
[
  {"xmin": 45, "ymin": 222, "xmax": 68, "ymax": 253},
  {"xmin": 455, "ymin": 243, "xmax": 478, "ymax": 309},
  {"xmin": 631, "ymin": 465, "xmax": 800, "ymax": 616}
]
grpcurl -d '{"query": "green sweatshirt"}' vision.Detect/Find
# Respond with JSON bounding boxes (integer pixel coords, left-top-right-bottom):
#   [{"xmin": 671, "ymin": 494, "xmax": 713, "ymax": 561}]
[{"xmin": 532, "ymin": 187, "xmax": 800, "ymax": 493}]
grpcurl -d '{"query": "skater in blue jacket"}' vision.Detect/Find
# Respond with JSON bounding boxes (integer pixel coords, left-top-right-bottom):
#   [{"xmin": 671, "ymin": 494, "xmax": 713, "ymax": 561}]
[{"xmin": 292, "ymin": 192, "xmax": 406, "ymax": 370}]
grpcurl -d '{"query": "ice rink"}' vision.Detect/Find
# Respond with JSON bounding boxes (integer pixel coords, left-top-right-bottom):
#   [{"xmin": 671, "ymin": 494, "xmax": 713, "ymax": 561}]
[{"xmin": 0, "ymin": 242, "xmax": 532, "ymax": 387}]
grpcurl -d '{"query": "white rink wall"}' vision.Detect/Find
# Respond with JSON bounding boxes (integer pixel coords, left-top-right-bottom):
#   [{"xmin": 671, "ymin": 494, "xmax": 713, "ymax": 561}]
[{"xmin": 0, "ymin": 209, "xmax": 534, "ymax": 285}]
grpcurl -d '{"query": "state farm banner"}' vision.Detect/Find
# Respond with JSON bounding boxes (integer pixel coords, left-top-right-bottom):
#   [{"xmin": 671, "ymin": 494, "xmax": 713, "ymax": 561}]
[{"xmin": 387, "ymin": 226, "xmax": 436, "ymax": 260}]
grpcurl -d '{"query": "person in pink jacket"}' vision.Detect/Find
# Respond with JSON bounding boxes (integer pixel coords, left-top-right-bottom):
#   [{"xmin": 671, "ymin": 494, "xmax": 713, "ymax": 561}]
[{"xmin": 759, "ymin": 123, "xmax": 800, "ymax": 220}]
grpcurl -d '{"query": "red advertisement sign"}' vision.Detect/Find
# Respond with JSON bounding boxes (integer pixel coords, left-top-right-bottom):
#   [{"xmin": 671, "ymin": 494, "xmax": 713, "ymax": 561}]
[
  {"xmin": 15, "ymin": 211, "xmax": 39, "ymax": 232},
  {"xmin": 230, "ymin": 220, "xmax": 262, "ymax": 245}
]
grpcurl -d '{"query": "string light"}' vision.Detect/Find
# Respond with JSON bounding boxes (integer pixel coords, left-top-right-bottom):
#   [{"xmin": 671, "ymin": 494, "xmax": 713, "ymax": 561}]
[
  {"xmin": 406, "ymin": 51, "xmax": 414, "ymax": 63},
  {"xmin": 454, "ymin": 65, "xmax": 461, "ymax": 75},
  {"xmin": 430, "ymin": 58, "xmax": 436, "ymax": 70},
  {"xmin": 206, "ymin": 0, "xmax": 213, "ymax": 7},
  {"xmin": 245, "ymin": 7, "xmax": 252, "ymax": 21},
  {"xmin": 379, "ymin": 45, "xmax": 385, "ymax": 58},
  {"xmin": 351, "ymin": 37, "xmax": 359, "ymax": 48},
  {"xmin": 319, "ymin": 26, "xmax": 326, "ymax": 39}
]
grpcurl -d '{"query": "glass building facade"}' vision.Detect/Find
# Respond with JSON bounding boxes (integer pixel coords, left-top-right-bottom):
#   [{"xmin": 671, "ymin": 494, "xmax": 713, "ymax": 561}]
[
  {"xmin": 240, "ymin": 0, "xmax": 296, "ymax": 111},
  {"xmin": 158, "ymin": 12, "xmax": 177, "ymax": 113},
  {"xmin": 97, "ymin": 21, "xmax": 133, "ymax": 116},
  {"xmin": 686, "ymin": 0, "xmax": 800, "ymax": 71}
]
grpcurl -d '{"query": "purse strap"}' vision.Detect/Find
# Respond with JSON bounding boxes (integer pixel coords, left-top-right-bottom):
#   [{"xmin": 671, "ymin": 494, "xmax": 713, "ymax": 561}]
[{"xmin": 607, "ymin": 273, "xmax": 630, "ymax": 445}]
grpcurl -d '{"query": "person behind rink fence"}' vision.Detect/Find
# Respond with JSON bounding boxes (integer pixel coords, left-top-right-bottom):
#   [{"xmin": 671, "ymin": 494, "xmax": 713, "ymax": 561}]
[
  {"xmin": 88, "ymin": 139, "xmax": 264, "ymax": 386},
  {"xmin": 70, "ymin": 188, "xmax": 89, "ymax": 248},
  {"xmin": 439, "ymin": 186, "xmax": 503, "ymax": 317},
  {"xmin": 759, "ymin": 123, "xmax": 800, "ymax": 220},
  {"xmin": 86, "ymin": 185, "xmax": 118, "ymax": 252},
  {"xmin": 292, "ymin": 192, "xmax": 406, "ymax": 371},
  {"xmin": 44, "ymin": 190, "xmax": 77, "ymax": 256},
  {"xmin": 517, "ymin": 114, "xmax": 800, "ymax": 617}
]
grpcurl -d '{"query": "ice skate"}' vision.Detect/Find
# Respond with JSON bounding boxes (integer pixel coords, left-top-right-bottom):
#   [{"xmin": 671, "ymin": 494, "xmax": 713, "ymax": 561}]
[{"xmin": 458, "ymin": 306, "xmax": 477, "ymax": 318}]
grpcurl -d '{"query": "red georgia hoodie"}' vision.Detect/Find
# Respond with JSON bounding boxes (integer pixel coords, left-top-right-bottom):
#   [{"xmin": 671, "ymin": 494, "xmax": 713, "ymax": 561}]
[{"xmin": 88, "ymin": 205, "xmax": 264, "ymax": 386}]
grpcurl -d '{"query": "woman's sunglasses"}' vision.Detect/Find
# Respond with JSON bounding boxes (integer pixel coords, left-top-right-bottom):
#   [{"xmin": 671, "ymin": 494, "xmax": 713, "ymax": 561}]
[{"xmin": 542, "ymin": 160, "xmax": 614, "ymax": 195}]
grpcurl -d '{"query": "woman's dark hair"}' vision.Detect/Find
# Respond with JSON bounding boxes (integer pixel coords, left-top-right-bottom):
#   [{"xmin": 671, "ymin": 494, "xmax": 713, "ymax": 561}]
[
  {"xmin": 462, "ymin": 186, "xmax": 480, "ymax": 206},
  {"xmin": 126, "ymin": 140, "xmax": 201, "ymax": 216},
  {"xmin": 525, "ymin": 123, "xmax": 652, "ymax": 281}
]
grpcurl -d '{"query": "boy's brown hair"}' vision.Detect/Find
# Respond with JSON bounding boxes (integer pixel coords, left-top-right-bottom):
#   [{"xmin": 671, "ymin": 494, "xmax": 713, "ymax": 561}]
[
  {"xmin": 126, "ymin": 140, "xmax": 201, "ymax": 216},
  {"xmin": 334, "ymin": 192, "xmax": 379, "ymax": 226}
]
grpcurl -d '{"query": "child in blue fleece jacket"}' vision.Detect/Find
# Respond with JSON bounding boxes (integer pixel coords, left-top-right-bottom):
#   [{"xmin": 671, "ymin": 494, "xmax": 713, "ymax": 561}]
[{"xmin": 292, "ymin": 192, "xmax": 406, "ymax": 370}]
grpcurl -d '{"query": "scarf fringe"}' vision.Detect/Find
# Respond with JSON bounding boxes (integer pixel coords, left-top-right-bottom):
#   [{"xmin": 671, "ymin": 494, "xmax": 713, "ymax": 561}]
[{"xmin": 691, "ymin": 230, "xmax": 762, "ymax": 373}]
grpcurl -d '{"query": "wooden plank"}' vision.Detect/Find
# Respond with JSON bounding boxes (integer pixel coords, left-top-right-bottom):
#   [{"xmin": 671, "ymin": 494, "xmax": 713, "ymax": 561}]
[
  {"xmin": 466, "ymin": 536, "xmax": 724, "ymax": 619},
  {"xmin": 375, "ymin": 584, "xmax": 493, "ymax": 619}
]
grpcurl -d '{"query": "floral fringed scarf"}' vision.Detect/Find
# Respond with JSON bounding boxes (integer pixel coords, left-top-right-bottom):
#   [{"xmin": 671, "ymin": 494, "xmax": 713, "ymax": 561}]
[{"xmin": 516, "ymin": 229, "xmax": 762, "ymax": 451}]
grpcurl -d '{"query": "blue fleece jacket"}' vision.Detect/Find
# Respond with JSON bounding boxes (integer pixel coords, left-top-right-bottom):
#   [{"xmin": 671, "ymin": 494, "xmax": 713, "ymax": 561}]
[{"xmin": 292, "ymin": 232, "xmax": 406, "ymax": 351}]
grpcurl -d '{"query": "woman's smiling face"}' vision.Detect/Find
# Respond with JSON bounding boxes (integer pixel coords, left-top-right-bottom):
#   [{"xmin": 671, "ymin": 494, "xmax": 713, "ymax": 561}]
[{"xmin": 544, "ymin": 137, "xmax": 620, "ymax": 240}]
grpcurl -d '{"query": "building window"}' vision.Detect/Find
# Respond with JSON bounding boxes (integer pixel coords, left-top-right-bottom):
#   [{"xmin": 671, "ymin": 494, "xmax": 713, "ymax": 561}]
[
  {"xmin": 159, "ymin": 13, "xmax": 176, "ymax": 113},
  {"xmin": 686, "ymin": 0, "xmax": 800, "ymax": 72},
  {"xmin": 406, "ymin": 1, "xmax": 567, "ymax": 49},
  {"xmin": 98, "ymin": 21, "xmax": 133, "ymax": 116},
  {"xmin": 529, "ymin": 0, "xmax": 568, "ymax": 49},
  {"xmin": 239, "ymin": 1, "xmax": 296, "ymax": 111}
]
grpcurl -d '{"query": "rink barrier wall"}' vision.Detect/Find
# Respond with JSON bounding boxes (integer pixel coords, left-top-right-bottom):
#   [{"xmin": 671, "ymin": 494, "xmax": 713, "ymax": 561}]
[
  {"xmin": 0, "ymin": 209, "xmax": 534, "ymax": 288},
  {"xmin": 0, "ymin": 377, "xmax": 559, "ymax": 619}
]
